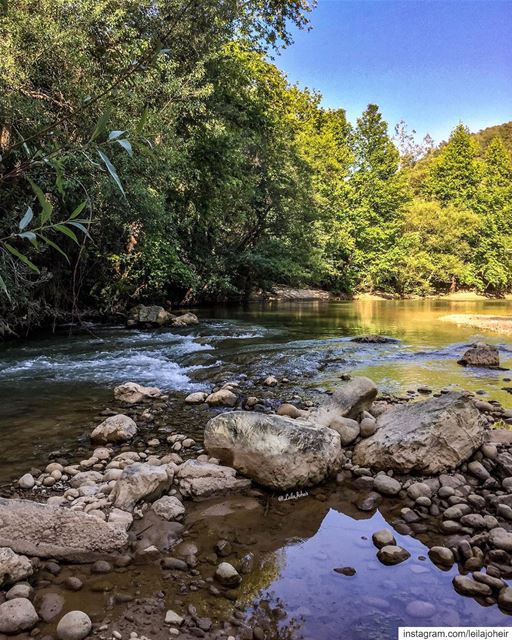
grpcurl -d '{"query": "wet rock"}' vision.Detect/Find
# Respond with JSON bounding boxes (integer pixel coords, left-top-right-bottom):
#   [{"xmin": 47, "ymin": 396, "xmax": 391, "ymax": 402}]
[
  {"xmin": 0, "ymin": 548, "xmax": 33, "ymax": 587},
  {"xmin": 184, "ymin": 392, "xmax": 208, "ymax": 405},
  {"xmin": 353, "ymin": 393, "xmax": 484, "ymax": 474},
  {"xmin": 91, "ymin": 414, "xmax": 137, "ymax": 444},
  {"xmin": 276, "ymin": 403, "xmax": 307, "ymax": 419},
  {"xmin": 458, "ymin": 343, "xmax": 500, "ymax": 368},
  {"xmin": 174, "ymin": 312, "xmax": 199, "ymax": 327},
  {"xmin": 498, "ymin": 587, "xmax": 512, "ymax": 611},
  {"xmin": 92, "ymin": 560, "xmax": 111, "ymax": 574},
  {"xmin": 428, "ymin": 546, "xmax": 454, "ymax": 568},
  {"xmin": 114, "ymin": 382, "xmax": 163, "ymax": 404},
  {"xmin": 177, "ymin": 460, "xmax": 251, "ymax": 499},
  {"xmin": 64, "ymin": 577, "xmax": 83, "ymax": 591},
  {"xmin": 489, "ymin": 528, "xmax": 512, "ymax": 552},
  {"xmin": 460, "ymin": 513, "xmax": 486, "ymax": 529},
  {"xmin": 373, "ymin": 474, "xmax": 401, "ymax": 496},
  {"xmin": 56, "ymin": 611, "xmax": 92, "ymax": 640},
  {"xmin": 327, "ymin": 376, "xmax": 378, "ymax": 420},
  {"xmin": 377, "ymin": 545, "xmax": 410, "ymax": 565},
  {"xmin": 0, "ymin": 498, "xmax": 128, "ymax": 561},
  {"xmin": 214, "ymin": 562, "xmax": 241, "ymax": 587},
  {"xmin": 263, "ymin": 376, "xmax": 278, "ymax": 387},
  {"xmin": 355, "ymin": 492, "xmax": 381, "ymax": 512},
  {"xmin": 204, "ymin": 412, "xmax": 342, "ymax": 491},
  {"xmin": 328, "ymin": 417, "xmax": 360, "ymax": 446},
  {"xmin": 334, "ymin": 567, "xmax": 356, "ymax": 576},
  {"xmin": 473, "ymin": 571, "xmax": 505, "ymax": 591},
  {"xmin": 372, "ymin": 529, "xmax": 396, "ymax": 549},
  {"xmin": 6, "ymin": 583, "xmax": 33, "ymax": 600},
  {"xmin": 0, "ymin": 598, "xmax": 39, "ymax": 633},
  {"xmin": 407, "ymin": 483, "xmax": 432, "ymax": 500},
  {"xmin": 36, "ymin": 592, "xmax": 65, "ymax": 622},
  {"xmin": 162, "ymin": 557, "xmax": 188, "ymax": 571},
  {"xmin": 151, "ymin": 496, "xmax": 185, "ymax": 521},
  {"xmin": 111, "ymin": 463, "xmax": 173, "ymax": 511},
  {"xmin": 352, "ymin": 335, "xmax": 396, "ymax": 344},
  {"xmin": 205, "ymin": 389, "xmax": 237, "ymax": 407},
  {"xmin": 453, "ymin": 575, "xmax": 492, "ymax": 597},
  {"xmin": 165, "ymin": 610, "xmax": 184, "ymax": 626},
  {"xmin": 127, "ymin": 304, "xmax": 172, "ymax": 327},
  {"xmin": 467, "ymin": 461, "xmax": 490, "ymax": 482},
  {"xmin": 18, "ymin": 474, "xmax": 35, "ymax": 490}
]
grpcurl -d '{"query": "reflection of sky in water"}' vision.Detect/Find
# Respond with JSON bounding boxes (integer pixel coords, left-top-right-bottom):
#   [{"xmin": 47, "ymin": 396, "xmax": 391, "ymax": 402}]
[{"xmin": 250, "ymin": 508, "xmax": 512, "ymax": 639}]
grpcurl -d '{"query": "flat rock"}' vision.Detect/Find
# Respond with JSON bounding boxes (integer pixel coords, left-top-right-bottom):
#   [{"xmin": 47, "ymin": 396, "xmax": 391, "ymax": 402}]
[
  {"xmin": 353, "ymin": 392, "xmax": 485, "ymax": 474},
  {"xmin": 204, "ymin": 411, "xmax": 342, "ymax": 490},
  {"xmin": 151, "ymin": 496, "xmax": 185, "ymax": 521},
  {"xmin": 114, "ymin": 382, "xmax": 163, "ymax": 404},
  {"xmin": 453, "ymin": 575, "xmax": 492, "ymax": 597},
  {"xmin": 458, "ymin": 343, "xmax": 500, "ymax": 368},
  {"xmin": 111, "ymin": 463, "xmax": 173, "ymax": 511},
  {"xmin": 0, "ymin": 498, "xmax": 128, "ymax": 561},
  {"xmin": 176, "ymin": 460, "xmax": 251, "ymax": 499},
  {"xmin": 0, "ymin": 547, "xmax": 33, "ymax": 587}
]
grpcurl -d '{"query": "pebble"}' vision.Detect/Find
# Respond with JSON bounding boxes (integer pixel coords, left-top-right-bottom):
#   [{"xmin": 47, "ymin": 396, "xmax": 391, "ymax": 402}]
[
  {"xmin": 453, "ymin": 575, "xmax": 492, "ymax": 598},
  {"xmin": 498, "ymin": 587, "xmax": 512, "ymax": 611},
  {"xmin": 407, "ymin": 482, "xmax": 431, "ymax": 500},
  {"xmin": 377, "ymin": 545, "xmax": 410, "ymax": 565},
  {"xmin": 0, "ymin": 597, "xmax": 39, "ymax": 633},
  {"xmin": 428, "ymin": 546, "xmax": 454, "ymax": 568},
  {"xmin": 18, "ymin": 473, "xmax": 35, "ymax": 490},
  {"xmin": 56, "ymin": 611, "xmax": 92, "ymax": 640},
  {"xmin": 214, "ymin": 562, "xmax": 241, "ymax": 587},
  {"xmin": 65, "ymin": 577, "xmax": 84, "ymax": 591},
  {"xmin": 373, "ymin": 474, "xmax": 401, "ymax": 496},
  {"xmin": 5, "ymin": 584, "xmax": 33, "ymax": 600},
  {"xmin": 165, "ymin": 610, "xmax": 184, "ymax": 625},
  {"xmin": 372, "ymin": 528, "xmax": 396, "ymax": 549}
]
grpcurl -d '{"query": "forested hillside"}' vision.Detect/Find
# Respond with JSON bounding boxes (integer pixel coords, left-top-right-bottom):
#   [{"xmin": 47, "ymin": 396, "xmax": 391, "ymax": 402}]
[{"xmin": 1, "ymin": 1, "xmax": 512, "ymax": 335}]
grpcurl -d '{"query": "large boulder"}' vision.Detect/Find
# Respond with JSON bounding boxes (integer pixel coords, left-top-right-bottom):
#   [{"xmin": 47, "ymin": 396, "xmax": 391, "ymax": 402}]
[
  {"xmin": 111, "ymin": 463, "xmax": 173, "ymax": 511},
  {"xmin": 311, "ymin": 377, "xmax": 378, "ymax": 428},
  {"xmin": 127, "ymin": 304, "xmax": 172, "ymax": 327},
  {"xmin": 176, "ymin": 460, "xmax": 251, "ymax": 499},
  {"xmin": 90, "ymin": 414, "xmax": 137, "ymax": 444},
  {"xmin": 0, "ymin": 498, "xmax": 128, "ymax": 561},
  {"xmin": 353, "ymin": 392, "xmax": 485, "ymax": 474},
  {"xmin": 204, "ymin": 412, "xmax": 342, "ymax": 490},
  {"xmin": 458, "ymin": 342, "xmax": 500, "ymax": 368},
  {"xmin": 0, "ymin": 548, "xmax": 33, "ymax": 587},
  {"xmin": 114, "ymin": 382, "xmax": 163, "ymax": 404},
  {"xmin": 173, "ymin": 312, "xmax": 199, "ymax": 327}
]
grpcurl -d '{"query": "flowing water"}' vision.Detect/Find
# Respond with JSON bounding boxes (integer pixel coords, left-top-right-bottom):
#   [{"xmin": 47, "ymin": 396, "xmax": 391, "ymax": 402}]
[{"xmin": 1, "ymin": 298, "xmax": 512, "ymax": 637}]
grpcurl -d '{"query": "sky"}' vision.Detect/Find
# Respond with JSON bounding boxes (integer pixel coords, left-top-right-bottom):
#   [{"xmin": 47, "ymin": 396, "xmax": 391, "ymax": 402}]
[{"xmin": 274, "ymin": 0, "xmax": 512, "ymax": 144}]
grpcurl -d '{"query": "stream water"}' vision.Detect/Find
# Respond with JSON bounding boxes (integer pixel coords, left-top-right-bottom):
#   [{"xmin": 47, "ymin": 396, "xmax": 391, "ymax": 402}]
[{"xmin": 2, "ymin": 298, "xmax": 512, "ymax": 638}]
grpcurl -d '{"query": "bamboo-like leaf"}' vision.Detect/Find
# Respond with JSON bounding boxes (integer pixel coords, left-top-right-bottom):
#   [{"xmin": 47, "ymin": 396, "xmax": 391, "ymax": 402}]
[
  {"xmin": 97, "ymin": 150, "xmax": 126, "ymax": 197},
  {"xmin": 0, "ymin": 273, "xmax": 10, "ymax": 301},
  {"xmin": 67, "ymin": 221, "xmax": 92, "ymax": 239},
  {"xmin": 19, "ymin": 206, "xmax": 33, "ymax": 231},
  {"xmin": 38, "ymin": 234, "xmax": 70, "ymax": 263},
  {"xmin": 115, "ymin": 138, "xmax": 133, "ymax": 156},
  {"xmin": 28, "ymin": 179, "xmax": 53, "ymax": 223},
  {"xmin": 108, "ymin": 130, "xmax": 125, "ymax": 140},
  {"xmin": 3, "ymin": 242, "xmax": 40, "ymax": 273},
  {"xmin": 54, "ymin": 224, "xmax": 79, "ymax": 243},
  {"xmin": 136, "ymin": 108, "xmax": 148, "ymax": 135},
  {"xmin": 70, "ymin": 201, "xmax": 87, "ymax": 219},
  {"xmin": 90, "ymin": 106, "xmax": 113, "ymax": 142},
  {"xmin": 18, "ymin": 231, "xmax": 37, "ymax": 242}
]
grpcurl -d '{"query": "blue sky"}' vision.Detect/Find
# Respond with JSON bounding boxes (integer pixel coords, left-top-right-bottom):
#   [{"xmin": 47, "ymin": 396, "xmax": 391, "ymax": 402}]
[{"xmin": 274, "ymin": 0, "xmax": 512, "ymax": 144}]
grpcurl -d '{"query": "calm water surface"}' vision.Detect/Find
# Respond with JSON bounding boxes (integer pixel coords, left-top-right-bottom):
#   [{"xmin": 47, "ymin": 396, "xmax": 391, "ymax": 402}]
[{"xmin": 1, "ymin": 299, "xmax": 512, "ymax": 637}]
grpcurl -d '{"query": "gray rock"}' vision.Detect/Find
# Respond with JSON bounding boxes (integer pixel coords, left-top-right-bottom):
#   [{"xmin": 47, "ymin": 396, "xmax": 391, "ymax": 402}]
[
  {"xmin": 0, "ymin": 498, "xmax": 128, "ymax": 561},
  {"xmin": 205, "ymin": 389, "xmax": 237, "ymax": 407},
  {"xmin": 498, "ymin": 587, "xmax": 512, "ymax": 611},
  {"xmin": 460, "ymin": 513, "xmax": 486, "ymax": 529},
  {"xmin": 0, "ymin": 547, "xmax": 33, "ymax": 587},
  {"xmin": 377, "ymin": 545, "xmax": 410, "ymax": 565},
  {"xmin": 374, "ymin": 474, "xmax": 401, "ymax": 496},
  {"xmin": 328, "ymin": 417, "xmax": 360, "ymax": 446},
  {"xmin": 113, "ymin": 381, "xmax": 163, "ymax": 404},
  {"xmin": 458, "ymin": 343, "xmax": 499, "ymax": 368},
  {"xmin": 407, "ymin": 482, "xmax": 432, "ymax": 500},
  {"xmin": 176, "ymin": 460, "xmax": 251, "ymax": 499},
  {"xmin": 204, "ymin": 412, "xmax": 342, "ymax": 490},
  {"xmin": 330, "ymin": 377, "xmax": 378, "ymax": 419},
  {"xmin": 165, "ymin": 609, "xmax": 184, "ymax": 625},
  {"xmin": 6, "ymin": 583, "xmax": 33, "ymax": 600},
  {"xmin": 36, "ymin": 592, "xmax": 65, "ymax": 622},
  {"xmin": 360, "ymin": 417, "xmax": 377, "ymax": 438},
  {"xmin": 428, "ymin": 546, "xmax": 454, "ymax": 568},
  {"xmin": 0, "ymin": 598, "xmax": 39, "ymax": 633},
  {"xmin": 353, "ymin": 393, "xmax": 485, "ymax": 474},
  {"xmin": 489, "ymin": 527, "xmax": 512, "ymax": 552},
  {"xmin": 18, "ymin": 473, "xmax": 35, "ymax": 490},
  {"xmin": 467, "ymin": 460, "xmax": 490, "ymax": 482},
  {"xmin": 111, "ymin": 463, "xmax": 173, "ymax": 511},
  {"xmin": 453, "ymin": 575, "xmax": 492, "ymax": 597},
  {"xmin": 127, "ymin": 304, "xmax": 172, "ymax": 327},
  {"xmin": 214, "ymin": 562, "xmax": 241, "ymax": 587},
  {"xmin": 372, "ymin": 529, "xmax": 396, "ymax": 549},
  {"xmin": 56, "ymin": 610, "xmax": 92, "ymax": 640},
  {"xmin": 91, "ymin": 414, "xmax": 137, "ymax": 444},
  {"xmin": 151, "ymin": 496, "xmax": 185, "ymax": 521},
  {"xmin": 184, "ymin": 392, "xmax": 208, "ymax": 404}
]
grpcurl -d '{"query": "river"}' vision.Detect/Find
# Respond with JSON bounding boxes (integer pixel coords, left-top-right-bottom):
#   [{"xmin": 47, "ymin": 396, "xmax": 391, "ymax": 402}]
[{"xmin": 1, "ymin": 298, "xmax": 512, "ymax": 638}]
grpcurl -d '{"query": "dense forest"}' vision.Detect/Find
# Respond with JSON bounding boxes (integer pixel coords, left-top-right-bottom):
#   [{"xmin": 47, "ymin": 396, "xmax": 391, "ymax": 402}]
[{"xmin": 1, "ymin": 0, "xmax": 512, "ymax": 335}]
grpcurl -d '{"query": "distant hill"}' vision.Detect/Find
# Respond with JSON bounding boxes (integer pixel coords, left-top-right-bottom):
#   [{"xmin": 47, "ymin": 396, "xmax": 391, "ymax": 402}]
[{"xmin": 473, "ymin": 121, "xmax": 512, "ymax": 155}]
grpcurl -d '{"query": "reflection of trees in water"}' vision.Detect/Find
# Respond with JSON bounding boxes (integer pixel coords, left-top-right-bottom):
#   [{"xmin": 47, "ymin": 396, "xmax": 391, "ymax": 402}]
[{"xmin": 236, "ymin": 551, "xmax": 305, "ymax": 639}]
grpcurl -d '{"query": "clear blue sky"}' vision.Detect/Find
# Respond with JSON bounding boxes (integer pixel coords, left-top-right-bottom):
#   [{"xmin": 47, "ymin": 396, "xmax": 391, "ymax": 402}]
[{"xmin": 275, "ymin": 0, "xmax": 512, "ymax": 143}]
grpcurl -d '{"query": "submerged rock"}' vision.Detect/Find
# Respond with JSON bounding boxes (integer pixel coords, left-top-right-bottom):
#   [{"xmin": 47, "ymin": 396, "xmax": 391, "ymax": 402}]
[
  {"xmin": 90, "ymin": 414, "xmax": 137, "ymax": 444},
  {"xmin": 353, "ymin": 392, "xmax": 485, "ymax": 474},
  {"xmin": 0, "ymin": 498, "xmax": 128, "ymax": 561},
  {"xmin": 458, "ymin": 342, "xmax": 500, "ymax": 368},
  {"xmin": 352, "ymin": 335, "xmax": 397, "ymax": 344},
  {"xmin": 176, "ymin": 460, "xmax": 251, "ymax": 499},
  {"xmin": 204, "ymin": 411, "xmax": 342, "ymax": 490},
  {"xmin": 111, "ymin": 463, "xmax": 173, "ymax": 511},
  {"xmin": 114, "ymin": 381, "xmax": 163, "ymax": 404}
]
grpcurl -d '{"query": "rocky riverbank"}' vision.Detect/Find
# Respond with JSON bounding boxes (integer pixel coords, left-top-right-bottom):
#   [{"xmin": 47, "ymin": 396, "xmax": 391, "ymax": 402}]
[{"xmin": 4, "ymin": 358, "xmax": 512, "ymax": 639}]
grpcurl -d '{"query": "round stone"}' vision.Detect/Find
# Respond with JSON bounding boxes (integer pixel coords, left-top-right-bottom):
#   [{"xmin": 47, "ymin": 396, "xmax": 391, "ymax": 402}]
[
  {"xmin": 56, "ymin": 611, "xmax": 92, "ymax": 640},
  {"xmin": 374, "ymin": 474, "xmax": 401, "ymax": 496},
  {"xmin": 428, "ymin": 546, "xmax": 454, "ymax": 568},
  {"xmin": 214, "ymin": 562, "xmax": 241, "ymax": 587},
  {"xmin": 18, "ymin": 473, "xmax": 35, "ymax": 490},
  {"xmin": 0, "ymin": 598, "xmax": 39, "ymax": 634},
  {"xmin": 372, "ymin": 528, "xmax": 396, "ymax": 549},
  {"xmin": 377, "ymin": 545, "xmax": 410, "ymax": 565}
]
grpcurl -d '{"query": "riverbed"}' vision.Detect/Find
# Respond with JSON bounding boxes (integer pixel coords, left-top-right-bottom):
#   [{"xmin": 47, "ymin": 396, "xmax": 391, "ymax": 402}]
[{"xmin": 2, "ymin": 299, "xmax": 512, "ymax": 638}]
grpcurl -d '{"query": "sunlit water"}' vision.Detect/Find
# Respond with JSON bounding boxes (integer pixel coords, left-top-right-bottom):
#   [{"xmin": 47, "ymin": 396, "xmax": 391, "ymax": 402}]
[{"xmin": 2, "ymin": 299, "xmax": 512, "ymax": 637}]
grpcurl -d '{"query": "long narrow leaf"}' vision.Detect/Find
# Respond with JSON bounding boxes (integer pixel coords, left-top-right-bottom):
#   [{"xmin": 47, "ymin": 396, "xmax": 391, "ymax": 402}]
[
  {"xmin": 108, "ymin": 130, "xmax": 125, "ymax": 140},
  {"xmin": 97, "ymin": 150, "xmax": 126, "ymax": 197},
  {"xmin": 115, "ymin": 138, "xmax": 133, "ymax": 156},
  {"xmin": 28, "ymin": 179, "xmax": 53, "ymax": 223},
  {"xmin": 3, "ymin": 243, "xmax": 40, "ymax": 273},
  {"xmin": 38, "ymin": 234, "xmax": 70, "ymax": 263},
  {"xmin": 54, "ymin": 224, "xmax": 79, "ymax": 244},
  {"xmin": 70, "ymin": 201, "xmax": 87, "ymax": 219},
  {"xmin": 19, "ymin": 206, "xmax": 33, "ymax": 231},
  {"xmin": 67, "ymin": 221, "xmax": 92, "ymax": 239},
  {"xmin": 0, "ymin": 273, "xmax": 10, "ymax": 301},
  {"xmin": 90, "ymin": 106, "xmax": 112, "ymax": 142},
  {"xmin": 136, "ymin": 108, "xmax": 148, "ymax": 135}
]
